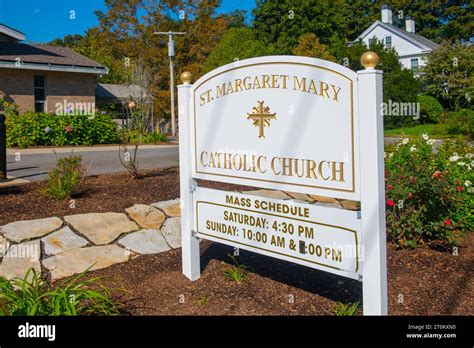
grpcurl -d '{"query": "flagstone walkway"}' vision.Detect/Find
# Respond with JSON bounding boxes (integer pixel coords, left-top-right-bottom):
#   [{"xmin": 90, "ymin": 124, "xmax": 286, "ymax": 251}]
[{"xmin": 0, "ymin": 190, "xmax": 358, "ymax": 282}]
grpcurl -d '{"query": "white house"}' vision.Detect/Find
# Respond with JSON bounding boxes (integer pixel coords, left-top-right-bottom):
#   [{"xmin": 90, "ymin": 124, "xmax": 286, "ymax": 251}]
[{"xmin": 350, "ymin": 4, "xmax": 439, "ymax": 73}]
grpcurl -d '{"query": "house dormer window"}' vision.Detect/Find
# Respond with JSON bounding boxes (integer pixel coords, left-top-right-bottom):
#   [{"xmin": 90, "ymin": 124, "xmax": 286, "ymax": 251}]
[
  {"xmin": 411, "ymin": 58, "xmax": 419, "ymax": 73},
  {"xmin": 385, "ymin": 36, "xmax": 392, "ymax": 48}
]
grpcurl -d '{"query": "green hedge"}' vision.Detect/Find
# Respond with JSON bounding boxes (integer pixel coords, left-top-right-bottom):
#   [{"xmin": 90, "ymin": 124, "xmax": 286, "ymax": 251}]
[{"xmin": 6, "ymin": 112, "xmax": 119, "ymax": 148}]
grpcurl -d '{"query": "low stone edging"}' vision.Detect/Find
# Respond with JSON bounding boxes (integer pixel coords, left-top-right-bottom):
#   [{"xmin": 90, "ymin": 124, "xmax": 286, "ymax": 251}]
[{"xmin": 0, "ymin": 190, "xmax": 358, "ymax": 282}]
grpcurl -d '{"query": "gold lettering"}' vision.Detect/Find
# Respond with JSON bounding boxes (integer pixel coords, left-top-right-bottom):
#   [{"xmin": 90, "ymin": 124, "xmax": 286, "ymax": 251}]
[
  {"xmin": 271, "ymin": 157, "xmax": 281, "ymax": 175},
  {"xmin": 257, "ymin": 156, "xmax": 267, "ymax": 174},
  {"xmin": 293, "ymin": 76, "xmax": 307, "ymax": 92},
  {"xmin": 331, "ymin": 161, "xmax": 345, "ymax": 182},
  {"xmin": 200, "ymin": 151, "xmax": 208, "ymax": 167},
  {"xmin": 319, "ymin": 82, "xmax": 331, "ymax": 99},
  {"xmin": 216, "ymin": 84, "xmax": 227, "ymax": 98},
  {"xmin": 331, "ymin": 85, "xmax": 342, "ymax": 101},
  {"xmin": 280, "ymin": 75, "xmax": 289, "ymax": 89},
  {"xmin": 306, "ymin": 160, "xmax": 317, "ymax": 178},
  {"xmin": 318, "ymin": 160, "xmax": 331, "ymax": 180},
  {"xmin": 252, "ymin": 76, "xmax": 262, "ymax": 89},
  {"xmin": 308, "ymin": 79, "xmax": 318, "ymax": 95}
]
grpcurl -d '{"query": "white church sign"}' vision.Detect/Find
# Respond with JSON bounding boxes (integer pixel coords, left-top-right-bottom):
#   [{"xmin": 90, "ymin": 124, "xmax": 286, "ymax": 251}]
[{"xmin": 178, "ymin": 55, "xmax": 388, "ymax": 315}]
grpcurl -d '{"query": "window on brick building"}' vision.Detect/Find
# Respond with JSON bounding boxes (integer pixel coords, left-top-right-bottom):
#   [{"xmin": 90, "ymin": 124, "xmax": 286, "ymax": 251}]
[{"xmin": 34, "ymin": 75, "xmax": 45, "ymax": 112}]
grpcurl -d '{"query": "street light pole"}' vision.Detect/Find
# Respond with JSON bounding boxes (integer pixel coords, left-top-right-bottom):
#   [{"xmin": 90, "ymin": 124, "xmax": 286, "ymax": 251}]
[{"xmin": 155, "ymin": 31, "xmax": 186, "ymax": 138}]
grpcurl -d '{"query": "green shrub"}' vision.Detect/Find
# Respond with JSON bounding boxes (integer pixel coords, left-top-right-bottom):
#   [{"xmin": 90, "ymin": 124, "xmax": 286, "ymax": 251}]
[
  {"xmin": 0, "ymin": 268, "xmax": 121, "ymax": 316},
  {"xmin": 441, "ymin": 109, "xmax": 474, "ymax": 137},
  {"xmin": 332, "ymin": 301, "xmax": 362, "ymax": 316},
  {"xmin": 41, "ymin": 154, "xmax": 85, "ymax": 199},
  {"xmin": 6, "ymin": 112, "xmax": 118, "ymax": 148},
  {"xmin": 222, "ymin": 255, "xmax": 251, "ymax": 283},
  {"xmin": 385, "ymin": 136, "xmax": 473, "ymax": 248},
  {"xmin": 418, "ymin": 95, "xmax": 444, "ymax": 123},
  {"xmin": 118, "ymin": 129, "xmax": 168, "ymax": 144}
]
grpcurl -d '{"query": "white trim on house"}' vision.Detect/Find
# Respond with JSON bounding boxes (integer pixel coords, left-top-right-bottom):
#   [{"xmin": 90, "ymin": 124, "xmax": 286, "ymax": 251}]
[
  {"xmin": 0, "ymin": 60, "xmax": 108, "ymax": 75},
  {"xmin": 351, "ymin": 21, "xmax": 434, "ymax": 52},
  {"xmin": 0, "ymin": 24, "xmax": 25, "ymax": 42}
]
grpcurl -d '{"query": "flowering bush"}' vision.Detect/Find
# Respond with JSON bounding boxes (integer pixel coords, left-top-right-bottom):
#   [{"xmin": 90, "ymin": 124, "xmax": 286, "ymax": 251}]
[
  {"xmin": 6, "ymin": 112, "xmax": 118, "ymax": 148},
  {"xmin": 385, "ymin": 135, "xmax": 473, "ymax": 248},
  {"xmin": 0, "ymin": 98, "xmax": 19, "ymax": 116}
]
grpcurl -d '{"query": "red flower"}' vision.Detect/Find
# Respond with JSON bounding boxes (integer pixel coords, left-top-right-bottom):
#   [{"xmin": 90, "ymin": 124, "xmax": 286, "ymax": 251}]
[
  {"xmin": 432, "ymin": 171, "xmax": 441, "ymax": 178},
  {"xmin": 458, "ymin": 186, "xmax": 464, "ymax": 191},
  {"xmin": 408, "ymin": 193, "xmax": 413, "ymax": 199},
  {"xmin": 444, "ymin": 218, "xmax": 452, "ymax": 226},
  {"xmin": 387, "ymin": 184, "xmax": 393, "ymax": 189},
  {"xmin": 392, "ymin": 179, "xmax": 397, "ymax": 183},
  {"xmin": 387, "ymin": 199, "xmax": 395, "ymax": 207},
  {"xmin": 64, "ymin": 125, "xmax": 73, "ymax": 133}
]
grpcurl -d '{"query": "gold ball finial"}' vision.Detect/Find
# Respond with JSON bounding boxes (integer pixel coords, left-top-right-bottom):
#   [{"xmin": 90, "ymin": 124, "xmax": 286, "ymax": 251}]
[
  {"xmin": 180, "ymin": 71, "xmax": 192, "ymax": 84},
  {"xmin": 360, "ymin": 51, "xmax": 379, "ymax": 69}
]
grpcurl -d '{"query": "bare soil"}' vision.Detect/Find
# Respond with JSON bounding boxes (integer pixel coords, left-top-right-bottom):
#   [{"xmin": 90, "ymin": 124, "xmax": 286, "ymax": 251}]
[{"xmin": 1, "ymin": 168, "xmax": 472, "ymax": 315}]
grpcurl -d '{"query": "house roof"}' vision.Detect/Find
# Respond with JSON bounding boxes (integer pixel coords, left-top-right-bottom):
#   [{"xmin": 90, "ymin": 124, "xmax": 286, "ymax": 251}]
[
  {"xmin": 0, "ymin": 23, "xmax": 25, "ymax": 43},
  {"xmin": 352, "ymin": 20, "xmax": 440, "ymax": 51},
  {"xmin": 96, "ymin": 83, "xmax": 150, "ymax": 102},
  {"xmin": 0, "ymin": 42, "xmax": 107, "ymax": 74}
]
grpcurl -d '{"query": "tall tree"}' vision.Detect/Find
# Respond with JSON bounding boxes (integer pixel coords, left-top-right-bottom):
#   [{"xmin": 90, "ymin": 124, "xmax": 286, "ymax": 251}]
[
  {"xmin": 388, "ymin": 0, "xmax": 473, "ymax": 43},
  {"xmin": 421, "ymin": 42, "xmax": 473, "ymax": 110}
]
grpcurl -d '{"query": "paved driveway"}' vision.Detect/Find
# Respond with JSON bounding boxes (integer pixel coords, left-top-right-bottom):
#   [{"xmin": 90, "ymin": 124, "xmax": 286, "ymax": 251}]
[{"xmin": 3, "ymin": 144, "xmax": 179, "ymax": 184}]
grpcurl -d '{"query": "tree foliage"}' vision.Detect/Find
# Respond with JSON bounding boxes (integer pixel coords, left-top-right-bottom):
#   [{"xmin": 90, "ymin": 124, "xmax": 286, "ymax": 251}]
[
  {"xmin": 292, "ymin": 33, "xmax": 336, "ymax": 62},
  {"xmin": 421, "ymin": 42, "xmax": 473, "ymax": 110},
  {"xmin": 203, "ymin": 28, "xmax": 272, "ymax": 72}
]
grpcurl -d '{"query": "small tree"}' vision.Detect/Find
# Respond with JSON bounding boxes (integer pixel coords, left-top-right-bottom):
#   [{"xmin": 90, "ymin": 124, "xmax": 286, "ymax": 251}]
[
  {"xmin": 421, "ymin": 42, "xmax": 473, "ymax": 110},
  {"xmin": 292, "ymin": 33, "xmax": 336, "ymax": 62}
]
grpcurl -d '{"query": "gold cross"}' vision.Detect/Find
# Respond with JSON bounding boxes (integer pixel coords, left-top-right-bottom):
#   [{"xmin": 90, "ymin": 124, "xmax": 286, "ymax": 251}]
[{"xmin": 246, "ymin": 101, "xmax": 277, "ymax": 138}]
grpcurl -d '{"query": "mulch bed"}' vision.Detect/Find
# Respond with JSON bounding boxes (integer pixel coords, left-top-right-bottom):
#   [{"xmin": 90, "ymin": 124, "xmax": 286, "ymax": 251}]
[{"xmin": 1, "ymin": 168, "xmax": 472, "ymax": 315}]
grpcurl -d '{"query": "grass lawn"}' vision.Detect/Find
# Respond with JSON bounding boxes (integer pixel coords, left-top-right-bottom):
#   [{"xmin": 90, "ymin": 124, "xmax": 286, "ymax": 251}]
[{"xmin": 384, "ymin": 123, "xmax": 463, "ymax": 139}]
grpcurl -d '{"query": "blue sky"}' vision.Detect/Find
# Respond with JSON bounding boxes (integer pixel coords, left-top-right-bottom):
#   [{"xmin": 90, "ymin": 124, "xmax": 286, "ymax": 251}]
[{"xmin": 0, "ymin": 0, "xmax": 256, "ymax": 43}]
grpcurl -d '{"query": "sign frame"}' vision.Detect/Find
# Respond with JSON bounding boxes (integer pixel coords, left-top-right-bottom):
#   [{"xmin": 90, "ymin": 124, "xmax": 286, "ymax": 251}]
[{"xmin": 177, "ymin": 55, "xmax": 387, "ymax": 315}]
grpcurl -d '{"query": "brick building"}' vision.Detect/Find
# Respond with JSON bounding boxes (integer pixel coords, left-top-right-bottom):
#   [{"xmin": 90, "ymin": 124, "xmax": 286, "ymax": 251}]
[{"xmin": 0, "ymin": 23, "xmax": 107, "ymax": 114}]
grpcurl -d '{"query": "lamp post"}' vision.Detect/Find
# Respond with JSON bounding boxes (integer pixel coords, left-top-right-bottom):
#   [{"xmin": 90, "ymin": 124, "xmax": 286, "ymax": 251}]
[
  {"xmin": 154, "ymin": 31, "xmax": 186, "ymax": 138},
  {"xmin": 0, "ymin": 110, "xmax": 6, "ymax": 179}
]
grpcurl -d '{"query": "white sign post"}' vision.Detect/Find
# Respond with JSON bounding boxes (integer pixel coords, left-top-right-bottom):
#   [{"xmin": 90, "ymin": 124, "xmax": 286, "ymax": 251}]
[{"xmin": 177, "ymin": 54, "xmax": 387, "ymax": 315}]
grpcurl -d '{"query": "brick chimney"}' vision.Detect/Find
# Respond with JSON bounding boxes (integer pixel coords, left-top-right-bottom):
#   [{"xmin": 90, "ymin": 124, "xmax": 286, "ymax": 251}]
[
  {"xmin": 381, "ymin": 4, "xmax": 393, "ymax": 25},
  {"xmin": 405, "ymin": 15, "xmax": 415, "ymax": 33}
]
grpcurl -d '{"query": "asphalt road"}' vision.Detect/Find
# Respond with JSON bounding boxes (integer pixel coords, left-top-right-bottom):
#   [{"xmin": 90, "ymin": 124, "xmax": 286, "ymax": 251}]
[{"xmin": 5, "ymin": 145, "xmax": 179, "ymax": 183}]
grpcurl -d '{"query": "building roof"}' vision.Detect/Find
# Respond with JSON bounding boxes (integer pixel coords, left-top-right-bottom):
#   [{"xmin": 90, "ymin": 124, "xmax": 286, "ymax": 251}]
[
  {"xmin": 0, "ymin": 42, "xmax": 107, "ymax": 74},
  {"xmin": 351, "ymin": 20, "xmax": 440, "ymax": 51},
  {"xmin": 0, "ymin": 23, "xmax": 25, "ymax": 43},
  {"xmin": 96, "ymin": 83, "xmax": 150, "ymax": 102}
]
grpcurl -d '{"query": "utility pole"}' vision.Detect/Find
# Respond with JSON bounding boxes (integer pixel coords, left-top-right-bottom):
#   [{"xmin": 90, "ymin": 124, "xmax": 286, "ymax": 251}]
[{"xmin": 155, "ymin": 31, "xmax": 186, "ymax": 138}]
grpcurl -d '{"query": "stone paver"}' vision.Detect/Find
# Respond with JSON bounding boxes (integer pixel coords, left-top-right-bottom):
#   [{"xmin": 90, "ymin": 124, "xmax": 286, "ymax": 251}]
[
  {"xmin": 309, "ymin": 195, "xmax": 340, "ymax": 204},
  {"xmin": 152, "ymin": 199, "xmax": 181, "ymax": 217},
  {"xmin": 125, "ymin": 204, "xmax": 166, "ymax": 229},
  {"xmin": 118, "ymin": 229, "xmax": 171, "ymax": 254},
  {"xmin": 241, "ymin": 189, "xmax": 291, "ymax": 200},
  {"xmin": 41, "ymin": 226, "xmax": 89, "ymax": 256},
  {"xmin": 0, "ymin": 240, "xmax": 41, "ymax": 281},
  {"xmin": 64, "ymin": 213, "xmax": 138, "ymax": 245},
  {"xmin": 340, "ymin": 200, "xmax": 359, "ymax": 211},
  {"xmin": 285, "ymin": 192, "xmax": 314, "ymax": 202},
  {"xmin": 0, "ymin": 217, "xmax": 63, "ymax": 243},
  {"xmin": 161, "ymin": 217, "xmax": 181, "ymax": 249},
  {"xmin": 0, "ymin": 235, "xmax": 9, "ymax": 256},
  {"xmin": 43, "ymin": 245, "xmax": 130, "ymax": 280}
]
